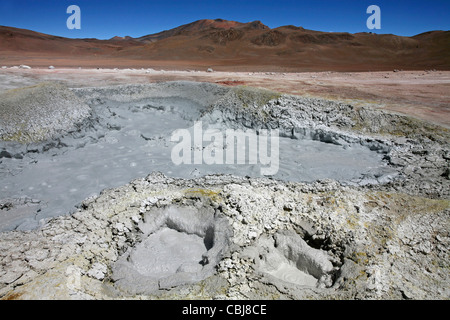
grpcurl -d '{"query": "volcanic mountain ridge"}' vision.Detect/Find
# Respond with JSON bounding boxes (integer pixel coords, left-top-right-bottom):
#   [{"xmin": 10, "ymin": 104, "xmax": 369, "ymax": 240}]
[{"xmin": 0, "ymin": 18, "xmax": 449, "ymax": 71}]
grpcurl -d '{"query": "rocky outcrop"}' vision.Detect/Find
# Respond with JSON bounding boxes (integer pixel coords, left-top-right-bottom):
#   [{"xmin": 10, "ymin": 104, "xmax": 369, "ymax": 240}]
[{"xmin": 0, "ymin": 173, "xmax": 448, "ymax": 299}]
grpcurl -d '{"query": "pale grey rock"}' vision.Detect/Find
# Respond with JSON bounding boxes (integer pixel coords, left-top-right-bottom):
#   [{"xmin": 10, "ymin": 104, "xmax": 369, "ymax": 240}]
[
  {"xmin": 87, "ymin": 262, "xmax": 107, "ymax": 280},
  {"xmin": 0, "ymin": 172, "xmax": 448, "ymax": 300}
]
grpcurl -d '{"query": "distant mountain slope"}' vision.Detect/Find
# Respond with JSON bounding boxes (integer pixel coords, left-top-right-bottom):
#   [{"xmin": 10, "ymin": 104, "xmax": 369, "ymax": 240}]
[
  {"xmin": 1, "ymin": 19, "xmax": 449, "ymax": 71},
  {"xmin": 135, "ymin": 19, "xmax": 269, "ymax": 43}
]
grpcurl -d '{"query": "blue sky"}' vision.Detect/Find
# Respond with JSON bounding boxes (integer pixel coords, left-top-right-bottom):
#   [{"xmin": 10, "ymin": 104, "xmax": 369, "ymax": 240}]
[{"xmin": 0, "ymin": 0, "xmax": 448, "ymax": 39}]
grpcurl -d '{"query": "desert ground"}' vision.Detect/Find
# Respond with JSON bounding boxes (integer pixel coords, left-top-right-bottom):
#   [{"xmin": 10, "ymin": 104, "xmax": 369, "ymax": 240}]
[{"xmin": 1, "ymin": 67, "xmax": 449, "ymax": 127}]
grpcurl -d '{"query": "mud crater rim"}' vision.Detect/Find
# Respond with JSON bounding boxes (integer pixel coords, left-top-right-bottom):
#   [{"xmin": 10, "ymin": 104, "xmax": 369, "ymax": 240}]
[{"xmin": 111, "ymin": 203, "xmax": 232, "ymax": 294}]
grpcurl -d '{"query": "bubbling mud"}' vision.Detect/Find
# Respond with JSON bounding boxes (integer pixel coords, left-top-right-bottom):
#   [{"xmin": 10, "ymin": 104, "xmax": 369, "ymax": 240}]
[{"xmin": 0, "ymin": 82, "xmax": 397, "ymax": 231}]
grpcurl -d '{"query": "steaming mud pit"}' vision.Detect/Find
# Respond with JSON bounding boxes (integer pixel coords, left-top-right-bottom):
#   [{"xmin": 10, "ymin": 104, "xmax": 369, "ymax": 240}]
[{"xmin": 0, "ymin": 80, "xmax": 449, "ymax": 300}]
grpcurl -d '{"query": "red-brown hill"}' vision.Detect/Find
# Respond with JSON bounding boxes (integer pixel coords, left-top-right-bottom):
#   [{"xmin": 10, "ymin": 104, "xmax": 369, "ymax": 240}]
[{"xmin": 1, "ymin": 19, "xmax": 448, "ymax": 71}]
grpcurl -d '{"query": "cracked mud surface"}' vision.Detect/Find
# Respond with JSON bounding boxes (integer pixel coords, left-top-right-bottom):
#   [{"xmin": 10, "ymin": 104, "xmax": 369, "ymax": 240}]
[{"xmin": 0, "ymin": 79, "xmax": 449, "ymax": 300}]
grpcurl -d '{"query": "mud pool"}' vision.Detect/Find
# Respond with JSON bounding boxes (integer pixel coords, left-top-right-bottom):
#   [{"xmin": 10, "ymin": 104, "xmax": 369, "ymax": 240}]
[{"xmin": 0, "ymin": 84, "xmax": 396, "ymax": 231}]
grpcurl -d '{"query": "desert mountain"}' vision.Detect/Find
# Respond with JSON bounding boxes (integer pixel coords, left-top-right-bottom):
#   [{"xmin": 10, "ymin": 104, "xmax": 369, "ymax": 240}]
[
  {"xmin": 0, "ymin": 19, "xmax": 449, "ymax": 71},
  {"xmin": 135, "ymin": 19, "xmax": 269, "ymax": 43}
]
